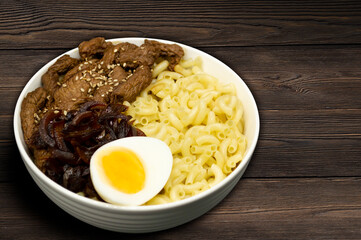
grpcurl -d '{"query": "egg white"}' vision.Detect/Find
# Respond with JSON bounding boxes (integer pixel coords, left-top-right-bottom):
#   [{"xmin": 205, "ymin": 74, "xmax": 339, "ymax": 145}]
[{"xmin": 90, "ymin": 136, "xmax": 173, "ymax": 206}]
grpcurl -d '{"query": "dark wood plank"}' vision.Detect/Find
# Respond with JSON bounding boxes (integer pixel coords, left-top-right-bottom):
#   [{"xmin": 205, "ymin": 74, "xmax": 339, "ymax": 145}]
[
  {"xmin": 209, "ymin": 45, "xmax": 361, "ymax": 111},
  {"xmin": 1, "ymin": 177, "xmax": 361, "ymax": 239},
  {"xmin": 1, "ymin": 45, "xmax": 361, "ymax": 112},
  {"xmin": 1, "ymin": 0, "xmax": 361, "ymax": 49},
  {"xmin": 261, "ymin": 109, "xmax": 361, "ymax": 139},
  {"xmin": 246, "ymin": 137, "xmax": 361, "ymax": 178}
]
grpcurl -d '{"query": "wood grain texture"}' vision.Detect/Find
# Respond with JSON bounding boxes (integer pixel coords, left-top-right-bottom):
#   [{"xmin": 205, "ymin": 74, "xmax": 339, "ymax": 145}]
[
  {"xmin": 1, "ymin": 177, "xmax": 361, "ymax": 240},
  {"xmin": 1, "ymin": 0, "xmax": 361, "ymax": 49},
  {"xmin": 1, "ymin": 0, "xmax": 361, "ymax": 238}
]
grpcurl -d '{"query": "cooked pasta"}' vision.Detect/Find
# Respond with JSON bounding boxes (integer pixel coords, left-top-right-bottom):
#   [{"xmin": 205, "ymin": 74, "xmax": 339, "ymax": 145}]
[{"xmin": 126, "ymin": 57, "xmax": 247, "ymax": 205}]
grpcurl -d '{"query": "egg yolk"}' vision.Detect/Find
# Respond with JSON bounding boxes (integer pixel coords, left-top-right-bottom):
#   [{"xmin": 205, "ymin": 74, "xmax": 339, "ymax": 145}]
[{"xmin": 101, "ymin": 148, "xmax": 145, "ymax": 194}]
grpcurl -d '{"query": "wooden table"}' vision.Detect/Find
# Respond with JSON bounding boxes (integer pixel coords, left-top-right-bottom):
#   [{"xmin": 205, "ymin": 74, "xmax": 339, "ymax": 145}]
[{"xmin": 1, "ymin": 1, "xmax": 361, "ymax": 239}]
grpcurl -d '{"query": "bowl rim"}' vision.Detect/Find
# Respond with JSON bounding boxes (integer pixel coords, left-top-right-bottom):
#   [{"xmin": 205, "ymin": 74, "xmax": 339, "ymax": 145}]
[{"xmin": 13, "ymin": 37, "xmax": 260, "ymax": 213}]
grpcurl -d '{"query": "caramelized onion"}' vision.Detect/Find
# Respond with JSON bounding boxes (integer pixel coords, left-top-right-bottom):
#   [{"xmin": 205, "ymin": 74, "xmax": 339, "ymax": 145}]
[
  {"xmin": 39, "ymin": 111, "xmax": 61, "ymax": 147},
  {"xmin": 31, "ymin": 101, "xmax": 145, "ymax": 197}
]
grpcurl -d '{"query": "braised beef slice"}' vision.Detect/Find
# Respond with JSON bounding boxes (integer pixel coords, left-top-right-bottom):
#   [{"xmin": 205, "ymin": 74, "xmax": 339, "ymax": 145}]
[
  {"xmin": 112, "ymin": 65, "xmax": 152, "ymax": 102},
  {"xmin": 100, "ymin": 42, "xmax": 139, "ymax": 72},
  {"xmin": 63, "ymin": 59, "xmax": 100, "ymax": 83},
  {"xmin": 142, "ymin": 40, "xmax": 184, "ymax": 70},
  {"xmin": 109, "ymin": 65, "xmax": 128, "ymax": 81},
  {"xmin": 113, "ymin": 43, "xmax": 154, "ymax": 68},
  {"xmin": 78, "ymin": 37, "xmax": 108, "ymax": 60},
  {"xmin": 33, "ymin": 148, "xmax": 52, "ymax": 172},
  {"xmin": 21, "ymin": 87, "xmax": 48, "ymax": 145},
  {"xmin": 52, "ymin": 71, "xmax": 106, "ymax": 111},
  {"xmin": 41, "ymin": 55, "xmax": 80, "ymax": 95}
]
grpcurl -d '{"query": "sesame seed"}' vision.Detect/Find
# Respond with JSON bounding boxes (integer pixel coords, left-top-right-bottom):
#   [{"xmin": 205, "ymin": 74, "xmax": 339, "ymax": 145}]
[
  {"xmin": 100, "ymin": 61, "xmax": 104, "ymax": 64},
  {"xmin": 46, "ymin": 95, "xmax": 51, "ymax": 100},
  {"xmin": 57, "ymin": 82, "xmax": 61, "ymax": 86},
  {"xmin": 123, "ymin": 63, "xmax": 126, "ymax": 67},
  {"xmin": 114, "ymin": 82, "xmax": 119, "ymax": 86},
  {"xmin": 84, "ymin": 62, "xmax": 88, "ymax": 65},
  {"xmin": 54, "ymin": 110, "xmax": 59, "ymax": 114},
  {"xmin": 64, "ymin": 111, "xmax": 67, "ymax": 116},
  {"xmin": 88, "ymin": 89, "xmax": 92, "ymax": 93},
  {"xmin": 121, "ymin": 79, "xmax": 127, "ymax": 82},
  {"xmin": 107, "ymin": 65, "xmax": 110, "ymax": 69},
  {"xmin": 98, "ymin": 64, "xmax": 101, "ymax": 69},
  {"xmin": 114, "ymin": 49, "xmax": 118, "ymax": 53},
  {"xmin": 133, "ymin": 61, "xmax": 137, "ymax": 63},
  {"xmin": 101, "ymin": 94, "xmax": 105, "ymax": 97},
  {"xmin": 108, "ymin": 89, "xmax": 113, "ymax": 92},
  {"xmin": 80, "ymin": 88, "xmax": 85, "ymax": 92},
  {"xmin": 99, "ymin": 69, "xmax": 104, "ymax": 74},
  {"xmin": 121, "ymin": 47, "xmax": 125, "ymax": 51},
  {"xmin": 72, "ymin": 98, "xmax": 76, "ymax": 101},
  {"xmin": 75, "ymin": 75, "xmax": 79, "ymax": 80},
  {"xmin": 62, "ymin": 83, "xmax": 67, "ymax": 87}
]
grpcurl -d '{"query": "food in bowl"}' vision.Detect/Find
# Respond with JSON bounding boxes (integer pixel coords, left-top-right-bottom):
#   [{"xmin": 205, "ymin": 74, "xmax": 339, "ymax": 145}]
[
  {"xmin": 14, "ymin": 37, "xmax": 259, "ymax": 232},
  {"xmin": 20, "ymin": 37, "xmax": 247, "ymax": 206}
]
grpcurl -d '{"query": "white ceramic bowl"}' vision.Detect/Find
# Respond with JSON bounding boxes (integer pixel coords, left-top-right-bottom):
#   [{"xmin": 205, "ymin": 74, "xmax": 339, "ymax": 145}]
[{"xmin": 13, "ymin": 38, "xmax": 260, "ymax": 233}]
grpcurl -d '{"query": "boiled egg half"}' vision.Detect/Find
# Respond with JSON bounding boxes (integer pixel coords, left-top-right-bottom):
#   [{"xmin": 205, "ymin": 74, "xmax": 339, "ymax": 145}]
[{"xmin": 90, "ymin": 136, "xmax": 173, "ymax": 206}]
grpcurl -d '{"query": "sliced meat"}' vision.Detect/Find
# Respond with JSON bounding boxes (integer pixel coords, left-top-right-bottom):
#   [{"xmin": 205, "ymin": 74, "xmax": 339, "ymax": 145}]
[
  {"xmin": 113, "ymin": 42, "xmax": 153, "ymax": 68},
  {"xmin": 142, "ymin": 40, "xmax": 184, "ymax": 70},
  {"xmin": 52, "ymin": 71, "xmax": 105, "ymax": 111},
  {"xmin": 63, "ymin": 59, "xmax": 100, "ymax": 83},
  {"xmin": 109, "ymin": 65, "xmax": 128, "ymax": 81},
  {"xmin": 112, "ymin": 65, "xmax": 152, "ymax": 102},
  {"xmin": 33, "ymin": 149, "xmax": 51, "ymax": 172},
  {"xmin": 21, "ymin": 87, "xmax": 48, "ymax": 146},
  {"xmin": 41, "ymin": 55, "xmax": 80, "ymax": 95},
  {"xmin": 112, "ymin": 40, "xmax": 184, "ymax": 70},
  {"xmin": 78, "ymin": 37, "xmax": 108, "ymax": 60},
  {"xmin": 100, "ymin": 42, "xmax": 139, "ymax": 71}
]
